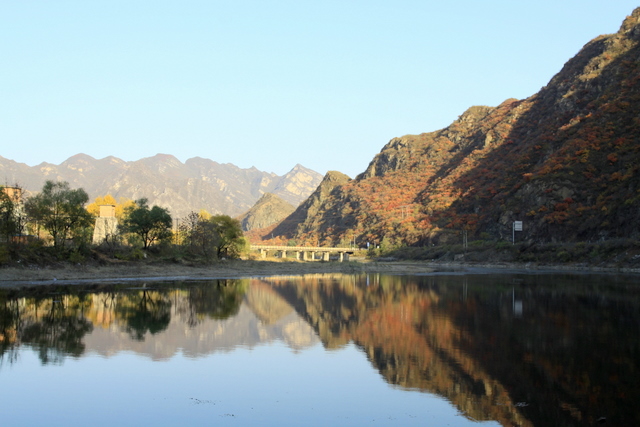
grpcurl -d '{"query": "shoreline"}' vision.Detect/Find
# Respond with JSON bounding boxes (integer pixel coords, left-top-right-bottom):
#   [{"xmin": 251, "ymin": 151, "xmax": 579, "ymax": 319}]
[{"xmin": 1, "ymin": 258, "xmax": 639, "ymax": 289}]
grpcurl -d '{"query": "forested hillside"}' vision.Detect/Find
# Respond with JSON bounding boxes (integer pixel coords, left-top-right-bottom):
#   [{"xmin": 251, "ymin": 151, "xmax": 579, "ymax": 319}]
[{"xmin": 260, "ymin": 8, "xmax": 640, "ymax": 247}]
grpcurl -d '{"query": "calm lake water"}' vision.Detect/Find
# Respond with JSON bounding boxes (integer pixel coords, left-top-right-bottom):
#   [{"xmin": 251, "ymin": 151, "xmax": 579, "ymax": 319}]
[{"xmin": 1, "ymin": 271, "xmax": 638, "ymax": 426}]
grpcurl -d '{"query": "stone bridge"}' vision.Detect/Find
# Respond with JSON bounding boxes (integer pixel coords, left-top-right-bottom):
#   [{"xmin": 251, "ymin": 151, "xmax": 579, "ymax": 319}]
[{"xmin": 250, "ymin": 245, "xmax": 355, "ymax": 262}]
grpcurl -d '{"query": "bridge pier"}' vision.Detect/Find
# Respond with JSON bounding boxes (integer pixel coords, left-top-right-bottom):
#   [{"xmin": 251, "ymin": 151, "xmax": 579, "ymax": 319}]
[{"xmin": 251, "ymin": 245, "xmax": 354, "ymax": 262}]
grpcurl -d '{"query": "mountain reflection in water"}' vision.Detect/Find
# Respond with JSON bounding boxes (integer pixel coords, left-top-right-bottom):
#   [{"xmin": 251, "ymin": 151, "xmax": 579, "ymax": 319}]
[{"xmin": 1, "ymin": 273, "xmax": 638, "ymax": 426}]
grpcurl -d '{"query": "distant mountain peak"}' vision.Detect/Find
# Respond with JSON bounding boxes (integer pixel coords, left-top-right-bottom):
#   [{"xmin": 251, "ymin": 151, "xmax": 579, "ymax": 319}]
[
  {"xmin": 143, "ymin": 153, "xmax": 182, "ymax": 164},
  {"xmin": 66, "ymin": 153, "xmax": 96, "ymax": 162}
]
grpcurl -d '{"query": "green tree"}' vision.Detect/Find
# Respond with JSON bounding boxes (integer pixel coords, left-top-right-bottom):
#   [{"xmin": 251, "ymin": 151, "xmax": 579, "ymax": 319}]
[
  {"xmin": 0, "ymin": 187, "xmax": 20, "ymax": 241},
  {"xmin": 24, "ymin": 181, "xmax": 92, "ymax": 250},
  {"xmin": 179, "ymin": 211, "xmax": 217, "ymax": 257},
  {"xmin": 179, "ymin": 213, "xmax": 246, "ymax": 259},
  {"xmin": 121, "ymin": 198, "xmax": 172, "ymax": 249},
  {"xmin": 209, "ymin": 214, "xmax": 246, "ymax": 258}
]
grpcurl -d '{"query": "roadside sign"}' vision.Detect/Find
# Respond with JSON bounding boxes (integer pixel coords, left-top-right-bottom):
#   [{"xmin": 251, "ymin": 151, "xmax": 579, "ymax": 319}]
[{"xmin": 513, "ymin": 221, "xmax": 523, "ymax": 244}]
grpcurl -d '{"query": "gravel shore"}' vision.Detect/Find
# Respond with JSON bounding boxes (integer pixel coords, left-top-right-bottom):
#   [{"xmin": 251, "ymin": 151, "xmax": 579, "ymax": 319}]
[
  {"xmin": 1, "ymin": 258, "xmax": 638, "ymax": 289},
  {"xmin": 0, "ymin": 259, "xmax": 438, "ymax": 288}
]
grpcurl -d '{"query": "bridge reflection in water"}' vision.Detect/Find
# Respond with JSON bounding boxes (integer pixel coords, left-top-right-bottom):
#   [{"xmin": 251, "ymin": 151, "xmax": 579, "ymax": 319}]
[{"xmin": 250, "ymin": 245, "xmax": 354, "ymax": 262}]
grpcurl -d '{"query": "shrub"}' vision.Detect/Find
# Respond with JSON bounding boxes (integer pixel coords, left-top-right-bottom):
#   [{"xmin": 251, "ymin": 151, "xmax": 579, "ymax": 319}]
[
  {"xmin": 495, "ymin": 241, "xmax": 512, "ymax": 250},
  {"xmin": 0, "ymin": 245, "xmax": 9, "ymax": 264},
  {"xmin": 68, "ymin": 250, "xmax": 85, "ymax": 263}
]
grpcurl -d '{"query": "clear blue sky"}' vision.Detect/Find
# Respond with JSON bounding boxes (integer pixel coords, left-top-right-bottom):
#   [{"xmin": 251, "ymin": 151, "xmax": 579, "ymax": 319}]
[{"xmin": 1, "ymin": 1, "xmax": 638, "ymax": 178}]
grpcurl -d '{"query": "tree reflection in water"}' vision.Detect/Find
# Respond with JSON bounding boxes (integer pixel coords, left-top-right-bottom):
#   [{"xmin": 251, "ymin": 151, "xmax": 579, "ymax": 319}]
[
  {"xmin": 185, "ymin": 279, "xmax": 247, "ymax": 325},
  {"xmin": 0, "ymin": 279, "xmax": 249, "ymax": 363},
  {"xmin": 0, "ymin": 298, "xmax": 22, "ymax": 366},
  {"xmin": 1, "ymin": 293, "xmax": 93, "ymax": 365},
  {"xmin": 114, "ymin": 289, "xmax": 172, "ymax": 340},
  {"xmin": 0, "ymin": 273, "xmax": 638, "ymax": 427}
]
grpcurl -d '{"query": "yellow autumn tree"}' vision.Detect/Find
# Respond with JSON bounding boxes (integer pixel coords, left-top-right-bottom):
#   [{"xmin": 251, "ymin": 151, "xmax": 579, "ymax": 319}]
[{"xmin": 87, "ymin": 195, "xmax": 135, "ymax": 221}]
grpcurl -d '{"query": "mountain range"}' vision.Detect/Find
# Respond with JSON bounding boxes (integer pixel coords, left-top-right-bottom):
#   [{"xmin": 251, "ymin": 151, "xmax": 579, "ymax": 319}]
[
  {"xmin": 0, "ymin": 154, "xmax": 323, "ymax": 219},
  {"xmin": 5, "ymin": 8, "xmax": 640, "ymax": 247},
  {"xmin": 256, "ymin": 7, "xmax": 640, "ymax": 246}
]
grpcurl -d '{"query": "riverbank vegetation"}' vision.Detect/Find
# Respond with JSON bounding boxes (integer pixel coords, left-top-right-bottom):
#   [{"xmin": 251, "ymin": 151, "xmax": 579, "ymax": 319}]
[
  {"xmin": 4, "ymin": 181, "xmax": 640, "ymax": 274},
  {"xmin": 378, "ymin": 237, "xmax": 640, "ymax": 269},
  {"xmin": 0, "ymin": 182, "xmax": 248, "ymax": 269}
]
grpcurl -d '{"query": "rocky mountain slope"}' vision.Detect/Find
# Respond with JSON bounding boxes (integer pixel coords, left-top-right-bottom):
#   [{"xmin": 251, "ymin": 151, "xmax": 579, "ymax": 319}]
[
  {"xmin": 266, "ymin": 171, "xmax": 352, "ymax": 244},
  {"xmin": 261, "ymin": 8, "xmax": 640, "ymax": 246},
  {"xmin": 0, "ymin": 154, "xmax": 322, "ymax": 219},
  {"xmin": 236, "ymin": 192, "xmax": 295, "ymax": 232}
]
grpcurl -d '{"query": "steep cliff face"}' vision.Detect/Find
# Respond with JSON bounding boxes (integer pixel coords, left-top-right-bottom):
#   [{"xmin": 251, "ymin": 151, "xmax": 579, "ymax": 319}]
[{"xmin": 269, "ymin": 8, "xmax": 640, "ymax": 246}]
